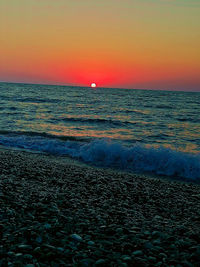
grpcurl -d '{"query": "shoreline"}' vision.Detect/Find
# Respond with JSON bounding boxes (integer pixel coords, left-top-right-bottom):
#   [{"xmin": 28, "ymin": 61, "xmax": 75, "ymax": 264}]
[
  {"xmin": 1, "ymin": 145, "xmax": 199, "ymax": 186},
  {"xmin": 1, "ymin": 147, "xmax": 200, "ymax": 266}
]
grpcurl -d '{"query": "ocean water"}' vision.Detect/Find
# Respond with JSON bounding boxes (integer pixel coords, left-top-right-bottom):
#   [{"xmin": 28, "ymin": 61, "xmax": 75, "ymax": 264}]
[{"xmin": 0, "ymin": 82, "xmax": 199, "ymax": 180}]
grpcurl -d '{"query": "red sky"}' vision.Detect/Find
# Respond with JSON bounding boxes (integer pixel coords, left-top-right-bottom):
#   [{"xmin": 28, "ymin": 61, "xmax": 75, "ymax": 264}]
[{"xmin": 0, "ymin": 0, "xmax": 200, "ymax": 91}]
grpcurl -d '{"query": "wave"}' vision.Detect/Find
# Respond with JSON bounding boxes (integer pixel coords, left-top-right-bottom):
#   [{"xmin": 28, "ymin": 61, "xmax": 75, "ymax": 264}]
[
  {"xmin": 0, "ymin": 96, "xmax": 61, "ymax": 104},
  {"xmin": 155, "ymin": 105, "xmax": 173, "ymax": 109},
  {"xmin": 0, "ymin": 130, "xmax": 91, "ymax": 142},
  {"xmin": 57, "ymin": 117, "xmax": 129, "ymax": 127},
  {"xmin": 0, "ymin": 132, "xmax": 199, "ymax": 180},
  {"xmin": 176, "ymin": 117, "xmax": 200, "ymax": 123}
]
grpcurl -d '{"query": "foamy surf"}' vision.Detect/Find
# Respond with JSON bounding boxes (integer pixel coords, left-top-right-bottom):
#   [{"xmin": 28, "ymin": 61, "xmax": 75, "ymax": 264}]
[{"xmin": 0, "ymin": 133, "xmax": 199, "ymax": 180}]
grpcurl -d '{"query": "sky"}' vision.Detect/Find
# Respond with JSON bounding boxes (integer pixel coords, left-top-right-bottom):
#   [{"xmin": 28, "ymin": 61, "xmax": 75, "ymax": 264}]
[{"xmin": 0, "ymin": 0, "xmax": 200, "ymax": 91}]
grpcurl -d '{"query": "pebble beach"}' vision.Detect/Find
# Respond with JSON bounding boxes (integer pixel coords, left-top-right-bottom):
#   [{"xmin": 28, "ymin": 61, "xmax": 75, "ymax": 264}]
[{"xmin": 1, "ymin": 148, "xmax": 200, "ymax": 267}]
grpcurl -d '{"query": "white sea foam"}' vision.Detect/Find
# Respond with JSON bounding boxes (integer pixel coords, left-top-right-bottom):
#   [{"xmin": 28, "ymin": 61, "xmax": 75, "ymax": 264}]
[
  {"xmin": 0, "ymin": 134, "xmax": 199, "ymax": 180},
  {"xmin": 77, "ymin": 140, "xmax": 200, "ymax": 179}
]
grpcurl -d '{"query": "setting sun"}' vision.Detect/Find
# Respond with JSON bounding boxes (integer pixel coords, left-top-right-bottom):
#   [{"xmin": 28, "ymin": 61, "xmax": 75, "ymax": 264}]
[{"xmin": 91, "ymin": 83, "xmax": 96, "ymax": 88}]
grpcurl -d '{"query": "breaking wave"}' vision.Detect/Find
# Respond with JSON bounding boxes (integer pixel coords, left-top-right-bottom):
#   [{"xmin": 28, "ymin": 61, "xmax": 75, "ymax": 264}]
[{"xmin": 0, "ymin": 132, "xmax": 199, "ymax": 180}]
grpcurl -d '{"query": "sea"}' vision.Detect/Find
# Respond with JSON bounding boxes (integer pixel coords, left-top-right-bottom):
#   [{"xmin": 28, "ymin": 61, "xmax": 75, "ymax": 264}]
[{"xmin": 0, "ymin": 82, "xmax": 199, "ymax": 181}]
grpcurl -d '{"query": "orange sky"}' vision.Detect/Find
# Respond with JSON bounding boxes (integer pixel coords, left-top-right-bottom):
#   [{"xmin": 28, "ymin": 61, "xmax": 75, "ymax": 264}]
[{"xmin": 0, "ymin": 0, "xmax": 200, "ymax": 91}]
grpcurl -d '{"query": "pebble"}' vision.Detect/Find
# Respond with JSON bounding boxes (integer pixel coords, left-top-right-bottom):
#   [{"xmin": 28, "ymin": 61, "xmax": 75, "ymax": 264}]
[
  {"xmin": 43, "ymin": 244, "xmax": 56, "ymax": 250},
  {"xmin": 154, "ymin": 215, "xmax": 163, "ymax": 220},
  {"xmin": 70, "ymin": 234, "xmax": 82, "ymax": 242},
  {"xmin": 80, "ymin": 258, "xmax": 95, "ymax": 266},
  {"xmin": 18, "ymin": 244, "xmax": 32, "ymax": 250},
  {"xmin": 15, "ymin": 252, "xmax": 23, "ymax": 256},
  {"xmin": 181, "ymin": 261, "xmax": 194, "ymax": 267},
  {"xmin": 116, "ymin": 228, "xmax": 123, "ymax": 234},
  {"xmin": 7, "ymin": 251, "xmax": 15, "ymax": 257},
  {"xmin": 33, "ymin": 247, "xmax": 41, "ymax": 253},
  {"xmin": 132, "ymin": 250, "xmax": 143, "ymax": 257},
  {"xmin": 148, "ymin": 256, "xmax": 157, "ymax": 262},
  {"xmin": 44, "ymin": 223, "xmax": 51, "ymax": 229},
  {"xmin": 121, "ymin": 255, "xmax": 132, "ymax": 261},
  {"xmin": 118, "ymin": 263, "xmax": 127, "ymax": 267},
  {"xmin": 153, "ymin": 239, "xmax": 161, "ymax": 246},
  {"xmin": 144, "ymin": 231, "xmax": 151, "ymax": 236},
  {"xmin": 35, "ymin": 236, "xmax": 42, "ymax": 243},
  {"xmin": 95, "ymin": 259, "xmax": 107, "ymax": 265},
  {"xmin": 1, "ymin": 149, "xmax": 200, "ymax": 266},
  {"xmin": 159, "ymin": 252, "xmax": 167, "ymax": 259},
  {"xmin": 87, "ymin": 241, "xmax": 95, "ymax": 246},
  {"xmin": 57, "ymin": 247, "xmax": 64, "ymax": 252},
  {"xmin": 152, "ymin": 231, "xmax": 162, "ymax": 238},
  {"xmin": 23, "ymin": 254, "xmax": 33, "ymax": 260},
  {"xmin": 155, "ymin": 262, "xmax": 163, "ymax": 266}
]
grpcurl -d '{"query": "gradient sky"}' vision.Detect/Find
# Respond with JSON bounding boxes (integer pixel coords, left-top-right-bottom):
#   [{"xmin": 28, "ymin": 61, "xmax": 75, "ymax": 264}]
[{"xmin": 0, "ymin": 0, "xmax": 200, "ymax": 91}]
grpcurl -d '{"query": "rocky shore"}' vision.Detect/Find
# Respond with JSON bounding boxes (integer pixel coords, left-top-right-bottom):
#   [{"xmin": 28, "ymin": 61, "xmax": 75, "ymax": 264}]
[{"xmin": 0, "ymin": 148, "xmax": 200, "ymax": 266}]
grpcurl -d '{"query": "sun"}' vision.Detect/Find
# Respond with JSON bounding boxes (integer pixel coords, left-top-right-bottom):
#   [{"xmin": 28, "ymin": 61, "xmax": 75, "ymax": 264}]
[{"xmin": 91, "ymin": 83, "xmax": 96, "ymax": 88}]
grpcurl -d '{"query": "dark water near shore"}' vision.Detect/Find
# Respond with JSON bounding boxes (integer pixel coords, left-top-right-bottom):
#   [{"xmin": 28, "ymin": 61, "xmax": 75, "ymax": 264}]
[{"xmin": 0, "ymin": 82, "xmax": 199, "ymax": 180}]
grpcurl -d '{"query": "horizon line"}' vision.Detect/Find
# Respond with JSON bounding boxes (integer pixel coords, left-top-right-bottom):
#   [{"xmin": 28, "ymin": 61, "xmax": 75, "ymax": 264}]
[{"xmin": 0, "ymin": 80, "xmax": 199, "ymax": 93}]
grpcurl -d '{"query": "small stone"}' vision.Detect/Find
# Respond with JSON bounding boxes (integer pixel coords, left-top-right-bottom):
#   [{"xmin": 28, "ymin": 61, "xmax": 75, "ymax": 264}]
[
  {"xmin": 133, "ymin": 258, "xmax": 148, "ymax": 265},
  {"xmin": 100, "ymin": 240, "xmax": 113, "ymax": 246},
  {"xmin": 80, "ymin": 258, "xmax": 94, "ymax": 266},
  {"xmin": 119, "ymin": 263, "xmax": 127, "ymax": 267},
  {"xmin": 148, "ymin": 256, "xmax": 157, "ymax": 263},
  {"xmin": 144, "ymin": 231, "xmax": 151, "ymax": 236},
  {"xmin": 23, "ymin": 254, "xmax": 33, "ymax": 260},
  {"xmin": 154, "ymin": 215, "xmax": 162, "ymax": 220},
  {"xmin": 57, "ymin": 247, "xmax": 64, "ymax": 252},
  {"xmin": 15, "ymin": 253, "xmax": 23, "ymax": 257},
  {"xmin": 88, "ymin": 241, "xmax": 95, "ymax": 246},
  {"xmin": 181, "ymin": 261, "xmax": 194, "ymax": 267},
  {"xmin": 18, "ymin": 244, "xmax": 32, "ymax": 250},
  {"xmin": 33, "ymin": 247, "xmax": 41, "ymax": 253},
  {"xmin": 116, "ymin": 228, "xmax": 123, "ymax": 234},
  {"xmin": 95, "ymin": 259, "xmax": 106, "ymax": 265},
  {"xmin": 7, "ymin": 251, "xmax": 15, "ymax": 257},
  {"xmin": 93, "ymin": 250, "xmax": 103, "ymax": 257},
  {"xmin": 190, "ymin": 250, "xmax": 200, "ymax": 261},
  {"xmin": 153, "ymin": 239, "xmax": 161, "ymax": 246},
  {"xmin": 132, "ymin": 250, "xmax": 143, "ymax": 257},
  {"xmin": 177, "ymin": 225, "xmax": 187, "ymax": 234},
  {"xmin": 155, "ymin": 262, "xmax": 163, "ymax": 266},
  {"xmin": 152, "ymin": 231, "xmax": 162, "ymax": 238},
  {"xmin": 36, "ymin": 236, "xmax": 42, "ymax": 243},
  {"xmin": 121, "ymin": 255, "xmax": 132, "ymax": 262},
  {"xmin": 159, "ymin": 253, "xmax": 167, "ymax": 259},
  {"xmin": 70, "ymin": 234, "xmax": 82, "ymax": 242},
  {"xmin": 43, "ymin": 244, "xmax": 56, "ymax": 250},
  {"xmin": 84, "ymin": 235, "xmax": 92, "ymax": 241},
  {"xmin": 44, "ymin": 223, "xmax": 51, "ymax": 229},
  {"xmin": 144, "ymin": 242, "xmax": 154, "ymax": 250}
]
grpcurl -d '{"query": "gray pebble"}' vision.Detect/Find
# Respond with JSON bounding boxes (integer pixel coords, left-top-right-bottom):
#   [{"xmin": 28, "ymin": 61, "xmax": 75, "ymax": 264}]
[
  {"xmin": 132, "ymin": 250, "xmax": 143, "ymax": 257},
  {"xmin": 95, "ymin": 259, "xmax": 106, "ymax": 265},
  {"xmin": 23, "ymin": 254, "xmax": 33, "ymax": 260},
  {"xmin": 70, "ymin": 233, "xmax": 82, "ymax": 242},
  {"xmin": 88, "ymin": 241, "xmax": 95, "ymax": 246}
]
